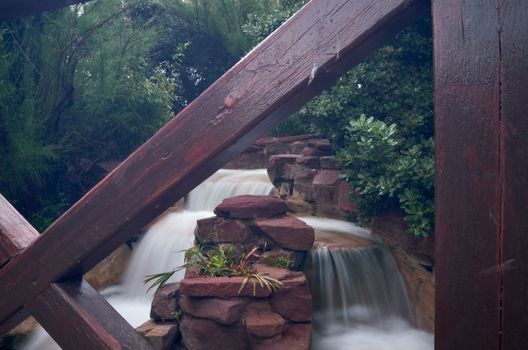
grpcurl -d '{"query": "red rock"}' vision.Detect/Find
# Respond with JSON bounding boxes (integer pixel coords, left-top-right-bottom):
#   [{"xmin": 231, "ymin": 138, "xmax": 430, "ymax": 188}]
[
  {"xmin": 337, "ymin": 180, "xmax": 358, "ymax": 214},
  {"xmin": 267, "ymin": 155, "xmax": 298, "ymax": 183},
  {"xmin": 289, "ymin": 141, "xmax": 308, "ymax": 154},
  {"xmin": 303, "ymin": 146, "xmax": 332, "ymax": 157},
  {"xmin": 295, "ymin": 156, "xmax": 320, "ymax": 168},
  {"xmin": 180, "ymin": 316, "xmax": 248, "ymax": 350},
  {"xmin": 286, "ymin": 163, "xmax": 316, "ymax": 181},
  {"xmin": 265, "ymin": 142, "xmax": 290, "ymax": 155},
  {"xmin": 285, "ymin": 196, "xmax": 314, "ymax": 215},
  {"xmin": 195, "ymin": 217, "xmax": 252, "ymax": 243},
  {"xmin": 259, "ymin": 249, "xmax": 307, "ymax": 270},
  {"xmin": 292, "ymin": 179, "xmax": 315, "ymax": 202},
  {"xmin": 271, "ymin": 275, "xmax": 312, "ymax": 322},
  {"xmin": 214, "ymin": 195, "xmax": 288, "ymax": 219},
  {"xmin": 319, "ymin": 156, "xmax": 339, "ymax": 169},
  {"xmin": 307, "ymin": 139, "xmax": 332, "ymax": 151},
  {"xmin": 254, "ymin": 323, "xmax": 312, "ymax": 350},
  {"xmin": 179, "ymin": 296, "xmax": 247, "ymax": 325},
  {"xmin": 137, "ymin": 320, "xmax": 180, "ymax": 350},
  {"xmin": 253, "ymin": 216, "xmax": 315, "ymax": 251},
  {"xmin": 180, "ymin": 277, "xmax": 272, "ymax": 298},
  {"xmin": 278, "ymin": 182, "xmax": 292, "ymax": 198},
  {"xmin": 244, "ymin": 308, "xmax": 287, "ymax": 338},
  {"xmin": 253, "ymin": 263, "xmax": 303, "ymax": 281},
  {"xmin": 313, "ymin": 169, "xmax": 341, "ymax": 186},
  {"xmin": 151, "ymin": 283, "xmax": 181, "ymax": 321},
  {"xmin": 312, "ymin": 183, "xmax": 335, "ymax": 203}
]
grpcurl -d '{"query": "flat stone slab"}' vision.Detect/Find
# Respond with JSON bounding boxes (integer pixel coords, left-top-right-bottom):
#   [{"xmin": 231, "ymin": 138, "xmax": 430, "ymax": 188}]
[
  {"xmin": 195, "ymin": 216, "xmax": 253, "ymax": 243},
  {"xmin": 180, "ymin": 276, "xmax": 272, "ymax": 298},
  {"xmin": 244, "ymin": 308, "xmax": 287, "ymax": 338},
  {"xmin": 179, "ymin": 296, "xmax": 247, "ymax": 325},
  {"xmin": 214, "ymin": 195, "xmax": 288, "ymax": 219},
  {"xmin": 253, "ymin": 263, "xmax": 303, "ymax": 281},
  {"xmin": 253, "ymin": 216, "xmax": 315, "ymax": 251}
]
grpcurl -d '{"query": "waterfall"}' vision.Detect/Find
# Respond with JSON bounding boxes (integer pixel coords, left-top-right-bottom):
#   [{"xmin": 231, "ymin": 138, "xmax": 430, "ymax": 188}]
[
  {"xmin": 21, "ymin": 169, "xmax": 433, "ymax": 350},
  {"xmin": 301, "ymin": 217, "xmax": 434, "ymax": 350},
  {"xmin": 21, "ymin": 169, "xmax": 274, "ymax": 350}
]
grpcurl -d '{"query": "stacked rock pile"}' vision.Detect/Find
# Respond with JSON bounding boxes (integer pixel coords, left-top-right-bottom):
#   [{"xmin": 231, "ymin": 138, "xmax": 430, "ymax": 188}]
[{"xmin": 137, "ymin": 195, "xmax": 315, "ymax": 350}]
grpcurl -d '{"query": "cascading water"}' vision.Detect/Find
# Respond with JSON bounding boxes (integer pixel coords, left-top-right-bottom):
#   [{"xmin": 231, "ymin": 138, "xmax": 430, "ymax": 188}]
[
  {"xmin": 301, "ymin": 217, "xmax": 434, "ymax": 350},
  {"xmin": 21, "ymin": 169, "xmax": 274, "ymax": 350},
  {"xmin": 21, "ymin": 168, "xmax": 433, "ymax": 350}
]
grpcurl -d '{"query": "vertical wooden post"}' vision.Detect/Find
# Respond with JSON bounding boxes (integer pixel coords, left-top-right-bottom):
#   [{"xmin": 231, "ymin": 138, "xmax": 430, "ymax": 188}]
[
  {"xmin": 435, "ymin": 0, "xmax": 528, "ymax": 348},
  {"xmin": 433, "ymin": 0, "xmax": 502, "ymax": 349},
  {"xmin": 499, "ymin": 1, "xmax": 528, "ymax": 348}
]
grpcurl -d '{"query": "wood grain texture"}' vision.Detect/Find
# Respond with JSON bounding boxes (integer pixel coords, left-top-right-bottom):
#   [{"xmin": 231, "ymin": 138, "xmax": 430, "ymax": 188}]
[
  {"xmin": 0, "ymin": 195, "xmax": 148, "ymax": 348},
  {"xmin": 0, "ymin": 0, "xmax": 91, "ymax": 20},
  {"xmin": 0, "ymin": 0, "xmax": 429, "ymax": 325},
  {"xmin": 27, "ymin": 279, "xmax": 153, "ymax": 350},
  {"xmin": 0, "ymin": 309, "xmax": 29, "ymax": 338},
  {"xmin": 434, "ymin": 0, "xmax": 501, "ymax": 349},
  {"xmin": 499, "ymin": 1, "xmax": 528, "ymax": 348},
  {"xmin": 0, "ymin": 194, "xmax": 39, "ymax": 268}
]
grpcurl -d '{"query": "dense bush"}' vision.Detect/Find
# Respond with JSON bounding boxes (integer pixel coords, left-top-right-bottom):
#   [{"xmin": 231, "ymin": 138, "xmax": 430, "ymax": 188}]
[
  {"xmin": 307, "ymin": 18, "xmax": 434, "ymax": 236},
  {"xmin": 244, "ymin": 5, "xmax": 434, "ymax": 236}
]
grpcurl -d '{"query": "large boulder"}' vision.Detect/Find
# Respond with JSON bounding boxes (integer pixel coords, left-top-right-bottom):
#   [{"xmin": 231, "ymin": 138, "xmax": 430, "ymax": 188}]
[
  {"xmin": 195, "ymin": 217, "xmax": 252, "ymax": 244},
  {"xmin": 253, "ymin": 216, "xmax": 315, "ymax": 251},
  {"xmin": 137, "ymin": 320, "xmax": 180, "ymax": 350},
  {"xmin": 151, "ymin": 283, "xmax": 181, "ymax": 322},
  {"xmin": 180, "ymin": 277, "xmax": 272, "ymax": 298},
  {"xmin": 180, "ymin": 316, "xmax": 248, "ymax": 350},
  {"xmin": 214, "ymin": 195, "xmax": 288, "ymax": 219},
  {"xmin": 179, "ymin": 296, "xmax": 247, "ymax": 325}
]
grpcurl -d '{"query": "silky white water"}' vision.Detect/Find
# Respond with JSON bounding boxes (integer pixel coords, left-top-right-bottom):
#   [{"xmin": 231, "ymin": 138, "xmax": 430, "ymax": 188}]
[
  {"xmin": 20, "ymin": 169, "xmax": 274, "ymax": 350},
  {"xmin": 21, "ymin": 169, "xmax": 433, "ymax": 350},
  {"xmin": 301, "ymin": 216, "xmax": 434, "ymax": 350}
]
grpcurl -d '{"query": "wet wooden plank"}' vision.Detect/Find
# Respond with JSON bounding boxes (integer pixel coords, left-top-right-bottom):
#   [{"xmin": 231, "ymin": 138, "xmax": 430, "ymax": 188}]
[
  {"xmin": 433, "ymin": 1, "xmax": 501, "ymax": 349},
  {"xmin": 0, "ymin": 194, "xmax": 39, "ymax": 268},
  {"xmin": 0, "ymin": 309, "xmax": 29, "ymax": 338},
  {"xmin": 0, "ymin": 0, "xmax": 91, "ymax": 20},
  {"xmin": 0, "ymin": 0, "xmax": 429, "ymax": 325},
  {"xmin": 0, "ymin": 195, "xmax": 149, "ymax": 348},
  {"xmin": 27, "ymin": 279, "xmax": 153, "ymax": 350},
  {"xmin": 499, "ymin": 1, "xmax": 528, "ymax": 348}
]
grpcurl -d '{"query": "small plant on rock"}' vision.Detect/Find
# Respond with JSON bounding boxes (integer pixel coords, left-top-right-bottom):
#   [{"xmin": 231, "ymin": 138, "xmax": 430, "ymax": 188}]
[{"xmin": 145, "ymin": 244, "xmax": 284, "ymax": 295}]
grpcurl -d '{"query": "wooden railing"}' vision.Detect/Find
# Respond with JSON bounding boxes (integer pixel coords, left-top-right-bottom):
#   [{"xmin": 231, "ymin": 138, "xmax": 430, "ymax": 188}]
[{"xmin": 0, "ymin": 0, "xmax": 431, "ymax": 348}]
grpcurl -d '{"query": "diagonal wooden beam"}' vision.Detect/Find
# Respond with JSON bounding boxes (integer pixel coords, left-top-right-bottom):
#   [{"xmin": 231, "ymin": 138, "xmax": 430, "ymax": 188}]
[
  {"xmin": 0, "ymin": 0, "xmax": 430, "ymax": 326},
  {"xmin": 0, "ymin": 195, "xmax": 152, "ymax": 348},
  {"xmin": 0, "ymin": 194, "xmax": 39, "ymax": 268},
  {"xmin": 27, "ymin": 279, "xmax": 153, "ymax": 350},
  {"xmin": 0, "ymin": 0, "xmax": 92, "ymax": 20}
]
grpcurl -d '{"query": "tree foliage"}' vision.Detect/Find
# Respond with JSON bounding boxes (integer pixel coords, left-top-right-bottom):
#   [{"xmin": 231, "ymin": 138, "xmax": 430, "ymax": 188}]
[{"xmin": 0, "ymin": 1, "xmax": 177, "ymax": 230}]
